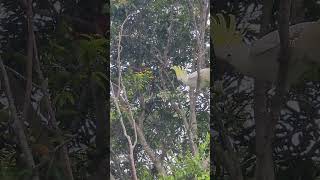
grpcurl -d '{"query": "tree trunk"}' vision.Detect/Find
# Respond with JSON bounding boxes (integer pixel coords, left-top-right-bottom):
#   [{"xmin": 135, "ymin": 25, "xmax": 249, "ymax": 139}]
[
  {"xmin": 90, "ymin": 80, "xmax": 109, "ymax": 179},
  {"xmin": 254, "ymin": 82, "xmax": 274, "ymax": 180},
  {"xmin": 186, "ymin": 0, "xmax": 209, "ymax": 156},
  {"xmin": 128, "ymin": 141, "xmax": 138, "ymax": 180},
  {"xmin": 136, "ymin": 124, "xmax": 166, "ymax": 176},
  {"xmin": 254, "ymin": 0, "xmax": 275, "ymax": 180},
  {"xmin": 255, "ymin": 0, "xmax": 291, "ymax": 180},
  {"xmin": 22, "ymin": 1, "xmax": 34, "ymax": 124},
  {"xmin": 189, "ymin": 90, "xmax": 199, "ymax": 155}
]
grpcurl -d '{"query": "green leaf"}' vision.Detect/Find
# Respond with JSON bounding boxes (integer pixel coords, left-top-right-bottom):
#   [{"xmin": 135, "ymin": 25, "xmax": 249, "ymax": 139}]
[{"xmin": 53, "ymin": 91, "xmax": 75, "ymax": 108}]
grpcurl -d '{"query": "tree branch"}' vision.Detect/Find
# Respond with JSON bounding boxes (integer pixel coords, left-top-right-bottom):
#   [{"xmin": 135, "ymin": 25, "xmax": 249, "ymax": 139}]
[{"xmin": 0, "ymin": 56, "xmax": 39, "ymax": 180}]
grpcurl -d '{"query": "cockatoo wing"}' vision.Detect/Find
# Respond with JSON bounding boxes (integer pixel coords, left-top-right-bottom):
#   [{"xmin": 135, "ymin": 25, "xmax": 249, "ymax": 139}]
[
  {"xmin": 187, "ymin": 71, "xmax": 198, "ymax": 87},
  {"xmin": 294, "ymin": 21, "xmax": 320, "ymax": 63},
  {"xmin": 250, "ymin": 31, "xmax": 280, "ymax": 56},
  {"xmin": 250, "ymin": 22, "xmax": 312, "ymax": 56},
  {"xmin": 187, "ymin": 68, "xmax": 210, "ymax": 88},
  {"xmin": 247, "ymin": 22, "xmax": 310, "ymax": 82},
  {"xmin": 199, "ymin": 68, "xmax": 210, "ymax": 85},
  {"xmin": 248, "ymin": 22, "xmax": 316, "ymax": 84}
]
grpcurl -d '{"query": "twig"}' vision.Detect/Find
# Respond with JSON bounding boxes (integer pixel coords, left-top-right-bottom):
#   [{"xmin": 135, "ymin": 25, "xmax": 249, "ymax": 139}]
[{"xmin": 4, "ymin": 65, "xmax": 41, "ymax": 89}]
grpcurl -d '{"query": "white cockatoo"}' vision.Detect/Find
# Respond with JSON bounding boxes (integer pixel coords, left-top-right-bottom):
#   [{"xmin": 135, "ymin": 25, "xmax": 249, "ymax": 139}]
[
  {"xmin": 171, "ymin": 66, "xmax": 210, "ymax": 88},
  {"xmin": 212, "ymin": 14, "xmax": 320, "ymax": 88}
]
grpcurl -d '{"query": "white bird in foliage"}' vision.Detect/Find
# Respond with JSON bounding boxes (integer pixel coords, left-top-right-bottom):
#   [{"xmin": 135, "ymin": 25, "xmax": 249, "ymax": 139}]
[
  {"xmin": 171, "ymin": 66, "xmax": 210, "ymax": 89},
  {"xmin": 212, "ymin": 13, "xmax": 320, "ymax": 88}
]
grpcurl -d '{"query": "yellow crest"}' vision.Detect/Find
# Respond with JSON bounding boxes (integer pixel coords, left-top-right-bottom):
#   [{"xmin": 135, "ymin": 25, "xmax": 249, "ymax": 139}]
[
  {"xmin": 171, "ymin": 66, "xmax": 187, "ymax": 78},
  {"xmin": 211, "ymin": 14, "xmax": 243, "ymax": 46}
]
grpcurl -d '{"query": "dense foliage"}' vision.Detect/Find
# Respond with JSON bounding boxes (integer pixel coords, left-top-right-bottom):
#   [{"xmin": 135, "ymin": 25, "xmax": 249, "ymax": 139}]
[
  {"xmin": 110, "ymin": 0, "xmax": 210, "ymax": 179},
  {"xmin": 212, "ymin": 0, "xmax": 320, "ymax": 179},
  {"xmin": 0, "ymin": 0, "xmax": 108, "ymax": 179}
]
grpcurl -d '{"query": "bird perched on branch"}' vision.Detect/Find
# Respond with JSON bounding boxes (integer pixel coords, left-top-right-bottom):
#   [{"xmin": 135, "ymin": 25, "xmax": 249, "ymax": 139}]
[
  {"xmin": 171, "ymin": 66, "xmax": 210, "ymax": 89},
  {"xmin": 212, "ymin": 13, "xmax": 320, "ymax": 89}
]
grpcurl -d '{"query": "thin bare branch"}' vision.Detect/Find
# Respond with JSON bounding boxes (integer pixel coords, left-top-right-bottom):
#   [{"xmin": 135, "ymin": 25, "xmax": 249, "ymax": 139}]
[{"xmin": 116, "ymin": 11, "xmax": 140, "ymax": 97}]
